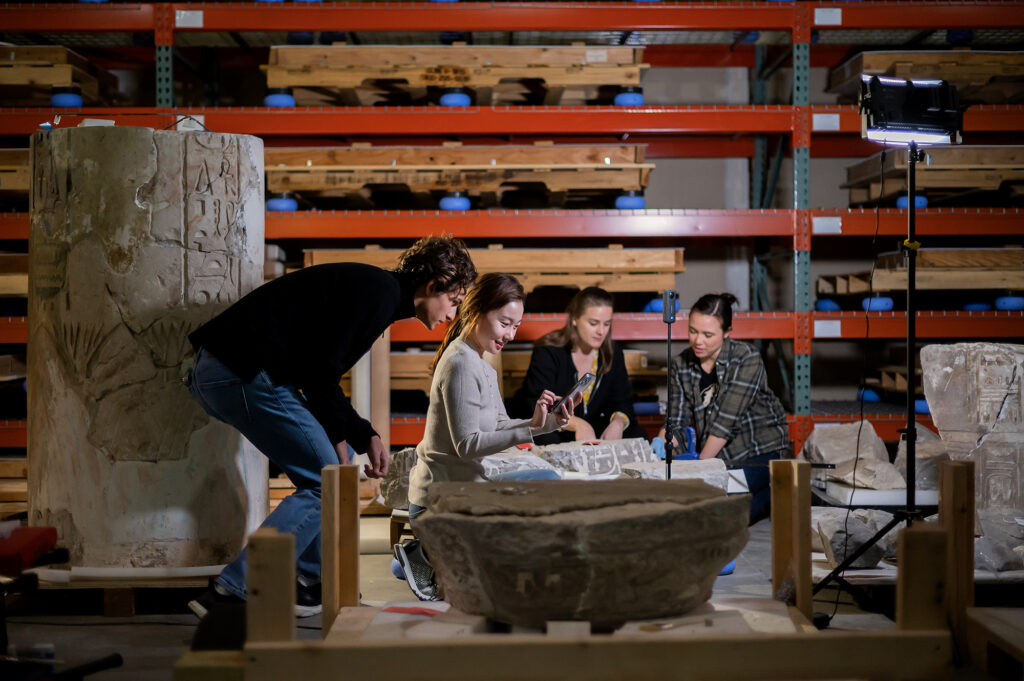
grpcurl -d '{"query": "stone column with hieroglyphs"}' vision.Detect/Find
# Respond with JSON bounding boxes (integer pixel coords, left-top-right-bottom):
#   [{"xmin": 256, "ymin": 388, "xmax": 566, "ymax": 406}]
[{"xmin": 28, "ymin": 127, "xmax": 266, "ymax": 567}]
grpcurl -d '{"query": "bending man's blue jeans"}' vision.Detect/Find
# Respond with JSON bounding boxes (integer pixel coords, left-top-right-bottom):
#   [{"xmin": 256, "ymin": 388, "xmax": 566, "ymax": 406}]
[
  {"xmin": 408, "ymin": 468, "xmax": 560, "ymax": 523},
  {"xmin": 188, "ymin": 347, "xmax": 340, "ymax": 599}
]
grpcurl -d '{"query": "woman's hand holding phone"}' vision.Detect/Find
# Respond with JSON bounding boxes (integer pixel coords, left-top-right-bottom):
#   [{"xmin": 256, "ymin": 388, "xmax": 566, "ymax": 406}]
[{"xmin": 530, "ymin": 389, "xmax": 579, "ymax": 432}]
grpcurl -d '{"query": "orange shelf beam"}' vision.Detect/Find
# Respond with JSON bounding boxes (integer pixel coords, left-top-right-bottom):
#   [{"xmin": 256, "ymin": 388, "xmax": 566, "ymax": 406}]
[
  {"xmin": 267, "ymin": 209, "xmax": 795, "ymax": 240},
  {"xmin": 0, "ymin": 420, "xmax": 27, "ymax": 449},
  {"xmin": 0, "ymin": 318, "xmax": 26, "ymax": 344},
  {"xmin": 391, "ymin": 312, "xmax": 795, "ymax": 343},
  {"xmin": 810, "ymin": 208, "xmax": 1024, "ymax": 237},
  {"xmin": 813, "ymin": 311, "xmax": 1024, "ymax": 339}
]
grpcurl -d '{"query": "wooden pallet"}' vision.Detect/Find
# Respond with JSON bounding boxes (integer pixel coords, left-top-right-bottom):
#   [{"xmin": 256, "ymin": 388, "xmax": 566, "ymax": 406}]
[
  {"xmin": 829, "ymin": 50, "xmax": 1024, "ymax": 104},
  {"xmin": 845, "ymin": 146, "xmax": 1024, "ymax": 205},
  {"xmin": 0, "ymin": 149, "xmax": 30, "ymax": 195},
  {"xmin": 174, "ymin": 461, "xmax": 973, "ymax": 681},
  {"xmin": 264, "ymin": 143, "xmax": 651, "ymax": 202},
  {"xmin": 818, "ymin": 247, "xmax": 1024, "ymax": 294},
  {"xmin": 0, "ymin": 46, "xmax": 120, "ymax": 106},
  {"xmin": 264, "ymin": 45, "xmax": 647, "ymax": 106},
  {"xmin": 304, "ymin": 245, "xmax": 683, "ymax": 294},
  {"xmin": 865, "ymin": 365, "xmax": 922, "ymax": 395}
]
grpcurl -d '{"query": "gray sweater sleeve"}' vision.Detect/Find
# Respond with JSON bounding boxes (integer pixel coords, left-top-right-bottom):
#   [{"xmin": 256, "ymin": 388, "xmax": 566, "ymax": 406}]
[{"xmin": 439, "ymin": 349, "xmax": 533, "ymax": 458}]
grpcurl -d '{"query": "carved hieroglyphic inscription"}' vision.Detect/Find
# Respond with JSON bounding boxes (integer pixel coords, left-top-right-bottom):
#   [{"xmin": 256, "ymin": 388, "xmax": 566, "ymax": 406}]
[{"xmin": 28, "ymin": 128, "xmax": 266, "ymax": 567}]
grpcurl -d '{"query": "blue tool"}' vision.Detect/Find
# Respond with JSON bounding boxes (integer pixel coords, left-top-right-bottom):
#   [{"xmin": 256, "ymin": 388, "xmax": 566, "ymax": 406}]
[{"xmin": 678, "ymin": 426, "xmax": 699, "ymax": 460}]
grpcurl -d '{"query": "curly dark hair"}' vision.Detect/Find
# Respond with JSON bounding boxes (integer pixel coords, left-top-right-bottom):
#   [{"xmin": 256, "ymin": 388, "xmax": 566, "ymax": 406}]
[{"xmin": 394, "ymin": 234, "xmax": 476, "ymax": 294}]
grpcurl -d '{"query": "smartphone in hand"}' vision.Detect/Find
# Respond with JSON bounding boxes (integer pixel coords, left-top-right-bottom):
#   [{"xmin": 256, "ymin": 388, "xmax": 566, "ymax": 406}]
[{"xmin": 551, "ymin": 372, "xmax": 596, "ymax": 414}]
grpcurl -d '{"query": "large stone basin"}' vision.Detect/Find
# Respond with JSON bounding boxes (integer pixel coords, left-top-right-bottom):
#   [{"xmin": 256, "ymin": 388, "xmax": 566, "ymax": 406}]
[{"xmin": 417, "ymin": 479, "xmax": 749, "ymax": 629}]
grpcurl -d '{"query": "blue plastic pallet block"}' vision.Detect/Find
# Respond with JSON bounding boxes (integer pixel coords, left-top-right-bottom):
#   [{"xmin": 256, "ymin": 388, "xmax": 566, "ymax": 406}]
[
  {"xmin": 719, "ymin": 559, "xmax": 736, "ymax": 576},
  {"xmin": 50, "ymin": 91, "xmax": 83, "ymax": 108},
  {"xmin": 642, "ymin": 297, "xmax": 680, "ymax": 314},
  {"xmin": 264, "ymin": 92, "xmax": 296, "ymax": 108},
  {"xmin": 733, "ymin": 31, "xmax": 760, "ymax": 43},
  {"xmin": 896, "ymin": 195, "xmax": 929, "ymax": 209},
  {"xmin": 858, "ymin": 387, "xmax": 882, "ymax": 403},
  {"xmin": 615, "ymin": 193, "xmax": 646, "ymax": 209},
  {"xmin": 996, "ymin": 295, "xmax": 1024, "ymax": 311},
  {"xmin": 862, "ymin": 296, "xmax": 894, "ymax": 311},
  {"xmin": 947, "ymin": 29, "xmax": 973, "ymax": 44},
  {"xmin": 287, "ymin": 32, "xmax": 316, "ymax": 45},
  {"xmin": 963, "ymin": 302, "xmax": 992, "ymax": 312},
  {"xmin": 439, "ymin": 91, "xmax": 471, "ymax": 107},
  {"xmin": 613, "ymin": 89, "xmax": 645, "ymax": 106},
  {"xmin": 439, "ymin": 194, "xmax": 471, "ymax": 211},
  {"xmin": 267, "ymin": 196, "xmax": 298, "ymax": 212},
  {"xmin": 320, "ymin": 32, "xmax": 348, "ymax": 44},
  {"xmin": 391, "ymin": 557, "xmax": 405, "ymax": 580},
  {"xmin": 632, "ymin": 401, "xmax": 660, "ymax": 416},
  {"xmin": 915, "ymin": 399, "xmax": 930, "ymax": 415},
  {"xmin": 815, "ymin": 298, "xmax": 842, "ymax": 312}
]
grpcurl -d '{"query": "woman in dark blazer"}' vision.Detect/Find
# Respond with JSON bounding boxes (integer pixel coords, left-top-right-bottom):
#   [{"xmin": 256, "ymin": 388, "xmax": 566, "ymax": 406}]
[{"xmin": 512, "ymin": 287, "xmax": 646, "ymax": 445}]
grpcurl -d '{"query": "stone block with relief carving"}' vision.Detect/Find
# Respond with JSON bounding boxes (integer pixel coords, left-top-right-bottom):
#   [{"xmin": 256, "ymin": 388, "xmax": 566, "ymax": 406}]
[
  {"xmin": 619, "ymin": 458, "xmax": 730, "ymax": 492},
  {"xmin": 417, "ymin": 479, "xmax": 749, "ymax": 629},
  {"xmin": 535, "ymin": 437, "xmax": 656, "ymax": 475}
]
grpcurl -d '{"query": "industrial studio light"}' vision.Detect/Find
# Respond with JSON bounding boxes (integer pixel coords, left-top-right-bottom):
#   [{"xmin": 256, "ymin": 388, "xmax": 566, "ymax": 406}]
[{"xmin": 859, "ymin": 74, "xmax": 963, "ymax": 146}]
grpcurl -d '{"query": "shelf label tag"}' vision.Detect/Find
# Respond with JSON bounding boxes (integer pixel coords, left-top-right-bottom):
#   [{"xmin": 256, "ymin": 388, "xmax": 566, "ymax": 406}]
[
  {"xmin": 812, "ymin": 113, "xmax": 841, "ymax": 132},
  {"xmin": 814, "ymin": 320, "xmax": 842, "ymax": 338},
  {"xmin": 814, "ymin": 8, "xmax": 843, "ymax": 26},
  {"xmin": 176, "ymin": 115, "xmax": 206, "ymax": 132},
  {"xmin": 812, "ymin": 216, "xmax": 843, "ymax": 235},
  {"xmin": 585, "ymin": 49, "xmax": 608, "ymax": 64},
  {"xmin": 176, "ymin": 10, "xmax": 204, "ymax": 28}
]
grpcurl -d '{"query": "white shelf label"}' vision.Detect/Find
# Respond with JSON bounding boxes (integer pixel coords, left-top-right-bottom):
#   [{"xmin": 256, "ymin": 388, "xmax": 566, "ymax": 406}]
[
  {"xmin": 814, "ymin": 8, "xmax": 843, "ymax": 26},
  {"xmin": 812, "ymin": 113, "xmax": 841, "ymax": 132},
  {"xmin": 812, "ymin": 216, "xmax": 843, "ymax": 235},
  {"xmin": 176, "ymin": 115, "xmax": 206, "ymax": 131},
  {"xmin": 814, "ymin": 320, "xmax": 842, "ymax": 338},
  {"xmin": 585, "ymin": 49, "xmax": 608, "ymax": 64},
  {"xmin": 176, "ymin": 10, "xmax": 204, "ymax": 28}
]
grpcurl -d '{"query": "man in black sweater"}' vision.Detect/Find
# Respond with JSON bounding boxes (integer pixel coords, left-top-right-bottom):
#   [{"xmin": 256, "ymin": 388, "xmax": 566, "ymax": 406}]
[{"xmin": 186, "ymin": 235, "xmax": 475, "ymax": 618}]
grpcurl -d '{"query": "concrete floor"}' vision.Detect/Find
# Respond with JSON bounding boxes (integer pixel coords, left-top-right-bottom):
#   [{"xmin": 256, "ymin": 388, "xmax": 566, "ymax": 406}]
[{"xmin": 4, "ymin": 517, "xmax": 996, "ymax": 681}]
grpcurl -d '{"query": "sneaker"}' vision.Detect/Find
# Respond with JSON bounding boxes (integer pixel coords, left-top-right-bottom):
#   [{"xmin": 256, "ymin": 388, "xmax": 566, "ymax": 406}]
[
  {"xmin": 295, "ymin": 579, "xmax": 322, "ymax": 618},
  {"xmin": 394, "ymin": 540, "xmax": 441, "ymax": 602},
  {"xmin": 188, "ymin": 579, "xmax": 244, "ymax": 619}
]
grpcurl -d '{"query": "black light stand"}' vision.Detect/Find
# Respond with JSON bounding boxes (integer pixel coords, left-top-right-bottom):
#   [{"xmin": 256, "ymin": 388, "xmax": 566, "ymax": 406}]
[
  {"xmin": 662, "ymin": 289, "xmax": 679, "ymax": 480},
  {"xmin": 813, "ymin": 76, "xmax": 961, "ymax": 597}
]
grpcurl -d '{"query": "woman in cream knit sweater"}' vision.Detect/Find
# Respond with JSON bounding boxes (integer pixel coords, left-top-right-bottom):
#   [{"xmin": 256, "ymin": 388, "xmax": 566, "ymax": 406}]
[{"xmin": 407, "ymin": 273, "xmax": 574, "ymax": 515}]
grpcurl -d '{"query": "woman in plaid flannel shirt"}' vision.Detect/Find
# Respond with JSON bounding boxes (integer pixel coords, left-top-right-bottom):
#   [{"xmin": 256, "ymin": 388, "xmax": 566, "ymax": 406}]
[{"xmin": 655, "ymin": 292, "xmax": 789, "ymax": 524}]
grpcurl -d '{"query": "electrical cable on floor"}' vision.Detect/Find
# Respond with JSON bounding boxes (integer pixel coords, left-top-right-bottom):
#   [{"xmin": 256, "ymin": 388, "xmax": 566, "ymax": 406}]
[{"xmin": 824, "ymin": 146, "xmax": 888, "ymax": 627}]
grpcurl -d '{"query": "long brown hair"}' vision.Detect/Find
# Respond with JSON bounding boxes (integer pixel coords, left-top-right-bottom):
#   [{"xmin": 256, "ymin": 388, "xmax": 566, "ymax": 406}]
[
  {"xmin": 430, "ymin": 273, "xmax": 526, "ymax": 375},
  {"xmin": 536, "ymin": 287, "xmax": 614, "ymax": 376}
]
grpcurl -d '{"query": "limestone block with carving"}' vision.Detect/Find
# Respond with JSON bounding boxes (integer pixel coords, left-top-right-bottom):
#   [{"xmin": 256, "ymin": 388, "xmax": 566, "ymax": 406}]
[
  {"xmin": 28, "ymin": 127, "xmax": 265, "ymax": 567},
  {"xmin": 619, "ymin": 458, "xmax": 730, "ymax": 492},
  {"xmin": 380, "ymin": 447, "xmax": 417, "ymax": 510},
  {"xmin": 480, "ymin": 452, "xmax": 559, "ymax": 479},
  {"xmin": 921, "ymin": 343, "xmax": 1024, "ymax": 570},
  {"xmin": 417, "ymin": 479, "xmax": 749, "ymax": 629},
  {"xmin": 535, "ymin": 437, "xmax": 656, "ymax": 475}
]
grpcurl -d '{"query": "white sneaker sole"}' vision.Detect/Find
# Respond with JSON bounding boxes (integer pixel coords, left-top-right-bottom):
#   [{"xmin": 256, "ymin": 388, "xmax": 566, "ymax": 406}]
[{"xmin": 294, "ymin": 603, "xmax": 322, "ymax": 618}]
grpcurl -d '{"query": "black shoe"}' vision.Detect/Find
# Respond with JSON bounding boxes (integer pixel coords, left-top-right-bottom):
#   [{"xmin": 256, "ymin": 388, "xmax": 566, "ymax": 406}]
[
  {"xmin": 295, "ymin": 579, "xmax": 322, "ymax": 618},
  {"xmin": 188, "ymin": 579, "xmax": 244, "ymax": 619},
  {"xmin": 394, "ymin": 540, "xmax": 441, "ymax": 602}
]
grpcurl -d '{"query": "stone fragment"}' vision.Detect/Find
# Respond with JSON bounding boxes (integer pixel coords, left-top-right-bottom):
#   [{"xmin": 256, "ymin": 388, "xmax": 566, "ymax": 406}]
[
  {"xmin": 380, "ymin": 447, "xmax": 417, "ymax": 510},
  {"xmin": 28, "ymin": 128, "xmax": 265, "ymax": 567},
  {"xmin": 416, "ymin": 479, "xmax": 749, "ymax": 629},
  {"xmin": 810, "ymin": 507, "xmax": 850, "ymax": 553},
  {"xmin": 894, "ymin": 437, "xmax": 948, "ymax": 491},
  {"xmin": 535, "ymin": 437, "xmax": 656, "ymax": 476},
  {"xmin": 817, "ymin": 515, "xmax": 886, "ymax": 569},
  {"xmin": 480, "ymin": 452, "xmax": 559, "ymax": 479},
  {"xmin": 801, "ymin": 421, "xmax": 905, "ymax": 490},
  {"xmin": 619, "ymin": 458, "xmax": 730, "ymax": 492}
]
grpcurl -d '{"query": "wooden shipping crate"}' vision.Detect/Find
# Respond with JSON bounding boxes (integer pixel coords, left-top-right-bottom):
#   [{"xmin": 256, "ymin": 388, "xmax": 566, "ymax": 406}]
[
  {"xmin": 845, "ymin": 146, "xmax": 1024, "ymax": 205},
  {"xmin": 0, "ymin": 46, "xmax": 120, "ymax": 106},
  {"xmin": 829, "ymin": 50, "xmax": 1024, "ymax": 104},
  {"xmin": 304, "ymin": 245, "xmax": 683, "ymax": 294},
  {"xmin": 263, "ymin": 45, "xmax": 647, "ymax": 106},
  {"xmin": 264, "ymin": 143, "xmax": 652, "ymax": 204}
]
